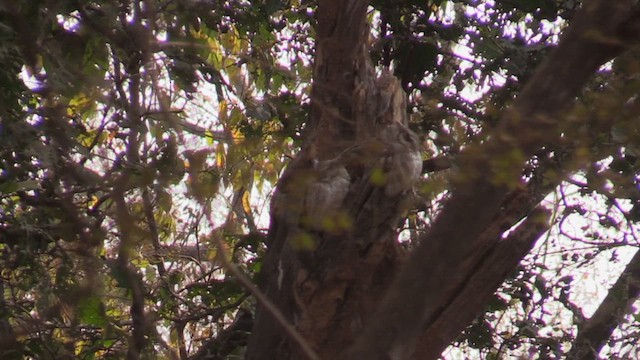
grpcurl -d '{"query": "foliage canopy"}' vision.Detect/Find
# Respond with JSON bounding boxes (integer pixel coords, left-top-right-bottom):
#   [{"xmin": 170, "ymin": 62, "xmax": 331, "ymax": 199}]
[{"xmin": 1, "ymin": 0, "xmax": 640, "ymax": 359}]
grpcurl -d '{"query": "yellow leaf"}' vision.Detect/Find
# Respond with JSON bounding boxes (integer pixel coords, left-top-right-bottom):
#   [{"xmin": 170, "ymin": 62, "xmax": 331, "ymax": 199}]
[
  {"xmin": 215, "ymin": 143, "xmax": 226, "ymax": 168},
  {"xmin": 218, "ymin": 100, "xmax": 228, "ymax": 124},
  {"xmin": 231, "ymin": 127, "xmax": 244, "ymax": 144},
  {"xmin": 242, "ymin": 191, "xmax": 252, "ymax": 215},
  {"xmin": 68, "ymin": 92, "xmax": 96, "ymax": 116}
]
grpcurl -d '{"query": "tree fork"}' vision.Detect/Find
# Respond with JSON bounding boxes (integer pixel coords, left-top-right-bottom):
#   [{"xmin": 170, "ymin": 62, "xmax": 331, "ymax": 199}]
[{"xmin": 246, "ymin": 0, "xmax": 415, "ymax": 358}]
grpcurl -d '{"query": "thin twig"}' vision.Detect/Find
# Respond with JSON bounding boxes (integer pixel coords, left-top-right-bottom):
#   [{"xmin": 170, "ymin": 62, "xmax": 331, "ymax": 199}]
[{"xmin": 205, "ymin": 213, "xmax": 320, "ymax": 360}]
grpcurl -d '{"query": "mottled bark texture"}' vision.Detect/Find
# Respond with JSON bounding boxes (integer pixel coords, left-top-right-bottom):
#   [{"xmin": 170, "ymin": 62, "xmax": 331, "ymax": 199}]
[
  {"xmin": 246, "ymin": 1, "xmax": 421, "ymax": 359},
  {"xmin": 246, "ymin": 1, "xmax": 640, "ymax": 359},
  {"xmin": 342, "ymin": 1, "xmax": 640, "ymax": 359}
]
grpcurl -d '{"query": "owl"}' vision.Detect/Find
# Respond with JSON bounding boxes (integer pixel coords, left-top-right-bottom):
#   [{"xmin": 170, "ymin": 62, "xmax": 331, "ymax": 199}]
[
  {"xmin": 303, "ymin": 159, "xmax": 351, "ymax": 229},
  {"xmin": 379, "ymin": 123, "xmax": 423, "ymax": 197}
]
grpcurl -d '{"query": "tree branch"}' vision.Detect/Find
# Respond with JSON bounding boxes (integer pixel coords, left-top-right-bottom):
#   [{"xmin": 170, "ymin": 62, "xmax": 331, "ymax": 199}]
[
  {"xmin": 413, "ymin": 205, "xmax": 552, "ymax": 359},
  {"xmin": 341, "ymin": 1, "xmax": 640, "ymax": 359},
  {"xmin": 567, "ymin": 248, "xmax": 640, "ymax": 359}
]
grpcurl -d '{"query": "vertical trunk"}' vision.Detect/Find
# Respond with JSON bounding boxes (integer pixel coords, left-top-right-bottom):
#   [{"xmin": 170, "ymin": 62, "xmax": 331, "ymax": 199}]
[
  {"xmin": 246, "ymin": 0, "xmax": 421, "ymax": 358},
  {"xmin": 246, "ymin": 1, "xmax": 640, "ymax": 359}
]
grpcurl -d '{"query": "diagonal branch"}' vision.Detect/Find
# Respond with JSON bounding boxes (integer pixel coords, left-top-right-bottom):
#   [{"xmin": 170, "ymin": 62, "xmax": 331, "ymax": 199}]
[
  {"xmin": 413, "ymin": 203, "xmax": 552, "ymax": 359},
  {"xmin": 567, "ymin": 248, "xmax": 640, "ymax": 360},
  {"xmin": 341, "ymin": 1, "xmax": 640, "ymax": 359}
]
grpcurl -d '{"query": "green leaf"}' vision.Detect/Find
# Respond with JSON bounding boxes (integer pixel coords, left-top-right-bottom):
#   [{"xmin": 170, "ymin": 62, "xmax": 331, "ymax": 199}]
[
  {"xmin": 0, "ymin": 179, "xmax": 39, "ymax": 193},
  {"xmin": 78, "ymin": 296, "xmax": 108, "ymax": 327}
]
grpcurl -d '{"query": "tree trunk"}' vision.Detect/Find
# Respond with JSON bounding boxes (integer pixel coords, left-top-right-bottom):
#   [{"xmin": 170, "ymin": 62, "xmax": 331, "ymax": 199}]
[
  {"xmin": 246, "ymin": 0, "xmax": 422, "ymax": 358},
  {"xmin": 246, "ymin": 1, "xmax": 640, "ymax": 359}
]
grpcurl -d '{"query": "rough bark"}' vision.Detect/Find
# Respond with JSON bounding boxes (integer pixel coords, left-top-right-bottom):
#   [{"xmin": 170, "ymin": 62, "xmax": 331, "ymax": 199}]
[
  {"xmin": 246, "ymin": 1, "xmax": 640, "ymax": 360},
  {"xmin": 412, "ymin": 188, "xmax": 553, "ymax": 359},
  {"xmin": 246, "ymin": 0, "xmax": 416, "ymax": 359},
  {"xmin": 340, "ymin": 1, "xmax": 640, "ymax": 359}
]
